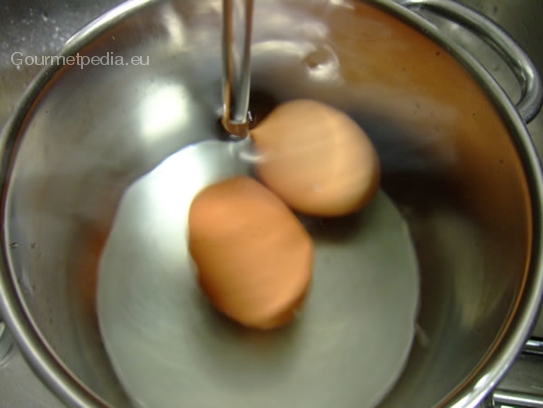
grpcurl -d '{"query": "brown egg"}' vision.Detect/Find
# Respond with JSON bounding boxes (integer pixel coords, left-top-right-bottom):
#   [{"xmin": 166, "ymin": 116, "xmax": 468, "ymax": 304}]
[
  {"xmin": 188, "ymin": 176, "xmax": 313, "ymax": 330},
  {"xmin": 251, "ymin": 99, "xmax": 381, "ymax": 217}
]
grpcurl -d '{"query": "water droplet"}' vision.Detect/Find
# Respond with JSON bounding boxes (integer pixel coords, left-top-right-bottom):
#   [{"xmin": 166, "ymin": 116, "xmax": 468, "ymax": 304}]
[
  {"xmin": 302, "ymin": 45, "xmax": 341, "ymax": 82},
  {"xmin": 303, "ymin": 49, "xmax": 327, "ymax": 68},
  {"xmin": 415, "ymin": 323, "xmax": 430, "ymax": 347}
]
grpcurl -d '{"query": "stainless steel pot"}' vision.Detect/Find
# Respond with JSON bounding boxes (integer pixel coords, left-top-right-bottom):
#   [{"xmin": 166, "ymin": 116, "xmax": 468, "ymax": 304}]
[{"xmin": 1, "ymin": 0, "xmax": 542, "ymax": 407}]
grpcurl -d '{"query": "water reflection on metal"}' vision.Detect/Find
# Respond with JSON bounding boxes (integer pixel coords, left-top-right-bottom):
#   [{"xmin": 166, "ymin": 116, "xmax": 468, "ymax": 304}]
[{"xmin": 96, "ymin": 139, "xmax": 420, "ymax": 408}]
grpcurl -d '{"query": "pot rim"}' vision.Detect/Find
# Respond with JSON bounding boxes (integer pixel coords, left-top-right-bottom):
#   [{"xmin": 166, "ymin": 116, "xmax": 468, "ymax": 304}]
[
  {"xmin": 377, "ymin": 1, "xmax": 543, "ymax": 406},
  {"xmin": 0, "ymin": 0, "xmax": 542, "ymax": 407}
]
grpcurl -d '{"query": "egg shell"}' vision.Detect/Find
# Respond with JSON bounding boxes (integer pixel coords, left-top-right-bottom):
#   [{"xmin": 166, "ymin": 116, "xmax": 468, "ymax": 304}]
[
  {"xmin": 188, "ymin": 176, "xmax": 313, "ymax": 330},
  {"xmin": 252, "ymin": 99, "xmax": 381, "ymax": 217}
]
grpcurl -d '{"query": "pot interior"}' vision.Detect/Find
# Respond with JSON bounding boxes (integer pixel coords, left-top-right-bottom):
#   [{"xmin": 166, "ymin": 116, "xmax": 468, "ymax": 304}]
[{"xmin": 1, "ymin": 0, "xmax": 535, "ymax": 407}]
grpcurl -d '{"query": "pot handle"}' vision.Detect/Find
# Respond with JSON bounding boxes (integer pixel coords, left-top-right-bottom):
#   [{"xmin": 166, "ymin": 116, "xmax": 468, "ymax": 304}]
[
  {"xmin": 479, "ymin": 339, "xmax": 543, "ymax": 407},
  {"xmin": 486, "ymin": 390, "xmax": 543, "ymax": 408},
  {"xmin": 397, "ymin": 0, "xmax": 543, "ymax": 124}
]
